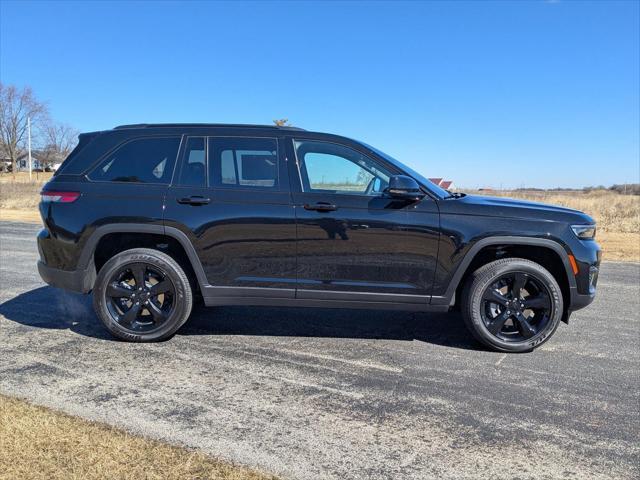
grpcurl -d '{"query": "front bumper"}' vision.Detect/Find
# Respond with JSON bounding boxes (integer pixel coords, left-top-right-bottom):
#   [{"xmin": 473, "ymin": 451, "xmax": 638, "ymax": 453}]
[
  {"xmin": 569, "ymin": 287, "xmax": 596, "ymax": 310},
  {"xmin": 37, "ymin": 261, "xmax": 95, "ymax": 294},
  {"xmin": 567, "ymin": 239, "xmax": 601, "ymax": 313}
]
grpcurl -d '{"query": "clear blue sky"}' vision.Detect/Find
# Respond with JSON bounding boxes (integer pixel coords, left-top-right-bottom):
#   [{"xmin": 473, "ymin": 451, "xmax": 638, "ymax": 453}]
[{"xmin": 1, "ymin": 0, "xmax": 638, "ymax": 189}]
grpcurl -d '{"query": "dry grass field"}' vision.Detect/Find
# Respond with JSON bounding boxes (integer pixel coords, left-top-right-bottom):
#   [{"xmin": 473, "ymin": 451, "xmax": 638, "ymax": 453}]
[
  {"xmin": 479, "ymin": 189, "xmax": 639, "ymax": 234},
  {"xmin": 472, "ymin": 189, "xmax": 639, "ymax": 261},
  {"xmin": 1, "ymin": 173, "xmax": 638, "ymax": 261},
  {"xmin": 0, "ymin": 172, "xmax": 52, "ymax": 222},
  {"xmin": 0, "ymin": 394, "xmax": 277, "ymax": 480}
]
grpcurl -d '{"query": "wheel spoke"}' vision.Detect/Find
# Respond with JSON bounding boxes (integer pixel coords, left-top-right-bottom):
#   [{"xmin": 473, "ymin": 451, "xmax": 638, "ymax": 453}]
[
  {"xmin": 146, "ymin": 300, "xmax": 168, "ymax": 324},
  {"xmin": 515, "ymin": 312, "xmax": 536, "ymax": 338},
  {"xmin": 523, "ymin": 292, "xmax": 551, "ymax": 310},
  {"xmin": 487, "ymin": 311, "xmax": 510, "ymax": 335},
  {"xmin": 120, "ymin": 302, "xmax": 141, "ymax": 327},
  {"xmin": 510, "ymin": 273, "xmax": 527, "ymax": 299},
  {"xmin": 106, "ymin": 282, "xmax": 134, "ymax": 298},
  {"xmin": 150, "ymin": 279, "xmax": 172, "ymax": 296},
  {"xmin": 483, "ymin": 288, "xmax": 509, "ymax": 306},
  {"xmin": 105, "ymin": 262, "xmax": 177, "ymax": 333},
  {"xmin": 131, "ymin": 264, "xmax": 146, "ymax": 289}
]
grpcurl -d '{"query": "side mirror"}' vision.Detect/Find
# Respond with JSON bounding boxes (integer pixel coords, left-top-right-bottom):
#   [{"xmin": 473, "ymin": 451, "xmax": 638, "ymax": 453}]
[{"xmin": 385, "ymin": 175, "xmax": 425, "ymax": 201}]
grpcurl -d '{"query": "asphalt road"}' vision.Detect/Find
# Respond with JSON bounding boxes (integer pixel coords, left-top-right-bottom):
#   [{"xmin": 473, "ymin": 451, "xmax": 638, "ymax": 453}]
[{"xmin": 0, "ymin": 221, "xmax": 638, "ymax": 480}]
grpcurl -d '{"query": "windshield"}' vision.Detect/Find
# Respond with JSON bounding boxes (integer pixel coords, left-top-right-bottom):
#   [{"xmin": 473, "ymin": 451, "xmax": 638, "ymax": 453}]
[{"xmin": 357, "ymin": 141, "xmax": 451, "ymax": 198}]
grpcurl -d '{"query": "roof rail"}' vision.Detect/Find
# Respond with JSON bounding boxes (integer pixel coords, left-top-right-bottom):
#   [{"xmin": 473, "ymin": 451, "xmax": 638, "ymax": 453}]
[{"xmin": 113, "ymin": 123, "xmax": 306, "ymax": 131}]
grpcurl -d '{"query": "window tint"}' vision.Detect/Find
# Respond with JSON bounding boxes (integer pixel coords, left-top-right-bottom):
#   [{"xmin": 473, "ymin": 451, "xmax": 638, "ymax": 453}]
[
  {"xmin": 178, "ymin": 137, "xmax": 206, "ymax": 186},
  {"xmin": 89, "ymin": 137, "xmax": 180, "ymax": 183},
  {"xmin": 294, "ymin": 140, "xmax": 391, "ymax": 195},
  {"xmin": 209, "ymin": 137, "xmax": 278, "ymax": 189}
]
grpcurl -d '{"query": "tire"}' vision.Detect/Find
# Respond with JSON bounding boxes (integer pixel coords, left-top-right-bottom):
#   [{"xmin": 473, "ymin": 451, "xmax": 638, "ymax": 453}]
[
  {"xmin": 93, "ymin": 248, "xmax": 193, "ymax": 342},
  {"xmin": 461, "ymin": 258, "xmax": 563, "ymax": 352}
]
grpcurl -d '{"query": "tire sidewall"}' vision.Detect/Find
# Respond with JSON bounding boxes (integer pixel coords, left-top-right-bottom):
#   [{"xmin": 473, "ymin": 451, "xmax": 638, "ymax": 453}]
[
  {"xmin": 465, "ymin": 260, "xmax": 563, "ymax": 352},
  {"xmin": 93, "ymin": 250, "xmax": 192, "ymax": 342}
]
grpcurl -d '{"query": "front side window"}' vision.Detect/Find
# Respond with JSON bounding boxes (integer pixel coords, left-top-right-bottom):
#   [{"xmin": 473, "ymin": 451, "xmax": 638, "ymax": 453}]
[
  {"xmin": 209, "ymin": 137, "xmax": 278, "ymax": 189},
  {"xmin": 294, "ymin": 140, "xmax": 391, "ymax": 195},
  {"xmin": 89, "ymin": 137, "xmax": 180, "ymax": 183}
]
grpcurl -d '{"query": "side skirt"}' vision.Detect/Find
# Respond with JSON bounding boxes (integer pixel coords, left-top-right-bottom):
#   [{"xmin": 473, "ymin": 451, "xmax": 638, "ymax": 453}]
[{"xmin": 202, "ymin": 286, "xmax": 448, "ymax": 312}]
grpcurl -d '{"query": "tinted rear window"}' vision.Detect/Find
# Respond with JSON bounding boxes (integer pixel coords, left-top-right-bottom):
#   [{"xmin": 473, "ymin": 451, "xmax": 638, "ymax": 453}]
[
  {"xmin": 88, "ymin": 136, "xmax": 181, "ymax": 183},
  {"xmin": 178, "ymin": 137, "xmax": 206, "ymax": 186},
  {"xmin": 208, "ymin": 137, "xmax": 278, "ymax": 189}
]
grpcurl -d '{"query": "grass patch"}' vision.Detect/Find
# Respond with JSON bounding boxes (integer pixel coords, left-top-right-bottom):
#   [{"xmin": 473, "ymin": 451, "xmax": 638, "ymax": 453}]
[{"xmin": 0, "ymin": 394, "xmax": 277, "ymax": 480}]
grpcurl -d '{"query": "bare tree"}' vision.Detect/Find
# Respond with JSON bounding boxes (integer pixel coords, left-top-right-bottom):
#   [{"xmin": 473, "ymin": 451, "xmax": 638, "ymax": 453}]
[
  {"xmin": 0, "ymin": 83, "xmax": 48, "ymax": 177},
  {"xmin": 39, "ymin": 123, "xmax": 79, "ymax": 169}
]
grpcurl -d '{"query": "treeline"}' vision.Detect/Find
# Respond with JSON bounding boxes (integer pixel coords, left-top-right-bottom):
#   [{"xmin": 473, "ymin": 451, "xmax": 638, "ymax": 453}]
[
  {"xmin": 0, "ymin": 83, "xmax": 79, "ymax": 175},
  {"xmin": 607, "ymin": 184, "xmax": 640, "ymax": 195},
  {"xmin": 580, "ymin": 184, "xmax": 640, "ymax": 195},
  {"xmin": 512, "ymin": 184, "xmax": 640, "ymax": 195}
]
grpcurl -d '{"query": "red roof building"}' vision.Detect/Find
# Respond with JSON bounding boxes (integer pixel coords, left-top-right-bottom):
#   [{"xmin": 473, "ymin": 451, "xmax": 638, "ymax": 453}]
[{"xmin": 428, "ymin": 178, "xmax": 456, "ymax": 191}]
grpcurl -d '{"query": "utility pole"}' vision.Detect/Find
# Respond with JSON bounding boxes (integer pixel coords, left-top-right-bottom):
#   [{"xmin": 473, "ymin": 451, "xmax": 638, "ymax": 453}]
[{"xmin": 27, "ymin": 116, "xmax": 32, "ymax": 181}]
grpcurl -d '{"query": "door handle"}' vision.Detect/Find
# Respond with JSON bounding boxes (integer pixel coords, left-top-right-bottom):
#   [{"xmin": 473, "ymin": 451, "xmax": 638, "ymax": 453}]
[
  {"xmin": 177, "ymin": 196, "xmax": 210, "ymax": 206},
  {"xmin": 304, "ymin": 202, "xmax": 337, "ymax": 212}
]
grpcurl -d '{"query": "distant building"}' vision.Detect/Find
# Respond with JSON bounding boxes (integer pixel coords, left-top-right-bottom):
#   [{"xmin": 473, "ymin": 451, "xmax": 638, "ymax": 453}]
[
  {"xmin": 16, "ymin": 156, "xmax": 44, "ymax": 171},
  {"xmin": 428, "ymin": 177, "xmax": 456, "ymax": 191},
  {"xmin": 0, "ymin": 152, "xmax": 58, "ymax": 172}
]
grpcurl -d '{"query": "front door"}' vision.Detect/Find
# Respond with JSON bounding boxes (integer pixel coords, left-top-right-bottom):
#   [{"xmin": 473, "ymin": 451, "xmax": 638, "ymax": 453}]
[
  {"xmin": 164, "ymin": 135, "xmax": 297, "ymax": 300},
  {"xmin": 288, "ymin": 138, "xmax": 440, "ymax": 304}
]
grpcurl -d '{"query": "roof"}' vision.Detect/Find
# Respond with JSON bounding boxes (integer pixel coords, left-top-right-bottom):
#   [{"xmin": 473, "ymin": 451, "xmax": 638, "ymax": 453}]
[
  {"xmin": 440, "ymin": 181, "xmax": 453, "ymax": 189},
  {"xmin": 428, "ymin": 177, "xmax": 443, "ymax": 185},
  {"xmin": 16, "ymin": 153, "xmax": 42, "ymax": 161},
  {"xmin": 113, "ymin": 123, "xmax": 306, "ymax": 131}
]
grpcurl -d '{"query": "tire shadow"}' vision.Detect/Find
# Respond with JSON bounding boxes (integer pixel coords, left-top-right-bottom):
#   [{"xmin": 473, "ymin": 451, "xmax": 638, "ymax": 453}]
[{"xmin": 0, "ymin": 286, "xmax": 481, "ymax": 350}]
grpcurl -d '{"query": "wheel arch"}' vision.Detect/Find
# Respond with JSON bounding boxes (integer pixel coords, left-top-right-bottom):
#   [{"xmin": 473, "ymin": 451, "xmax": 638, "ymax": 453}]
[
  {"xmin": 78, "ymin": 224, "xmax": 208, "ymax": 292},
  {"xmin": 433, "ymin": 236, "xmax": 576, "ymax": 313}
]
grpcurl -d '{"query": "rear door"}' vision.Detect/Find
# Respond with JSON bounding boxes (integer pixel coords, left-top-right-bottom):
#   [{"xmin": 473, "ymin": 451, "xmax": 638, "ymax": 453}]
[
  {"xmin": 163, "ymin": 135, "xmax": 297, "ymax": 300},
  {"xmin": 82, "ymin": 135, "xmax": 181, "ymax": 227},
  {"xmin": 287, "ymin": 137, "xmax": 440, "ymax": 304}
]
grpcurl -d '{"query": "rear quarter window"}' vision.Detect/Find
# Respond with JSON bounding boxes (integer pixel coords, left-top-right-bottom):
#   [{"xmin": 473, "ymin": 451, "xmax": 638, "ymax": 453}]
[{"xmin": 88, "ymin": 136, "xmax": 181, "ymax": 184}]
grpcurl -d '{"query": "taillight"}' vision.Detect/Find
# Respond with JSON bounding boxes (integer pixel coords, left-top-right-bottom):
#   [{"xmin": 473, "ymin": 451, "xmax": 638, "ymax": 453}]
[{"xmin": 40, "ymin": 191, "xmax": 80, "ymax": 203}]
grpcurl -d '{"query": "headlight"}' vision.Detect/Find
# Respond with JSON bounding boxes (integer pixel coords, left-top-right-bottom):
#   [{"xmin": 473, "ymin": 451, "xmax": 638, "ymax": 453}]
[{"xmin": 571, "ymin": 224, "xmax": 597, "ymax": 240}]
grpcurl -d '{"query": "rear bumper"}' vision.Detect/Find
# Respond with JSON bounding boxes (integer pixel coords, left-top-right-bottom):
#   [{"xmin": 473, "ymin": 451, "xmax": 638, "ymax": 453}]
[{"xmin": 37, "ymin": 261, "xmax": 94, "ymax": 294}]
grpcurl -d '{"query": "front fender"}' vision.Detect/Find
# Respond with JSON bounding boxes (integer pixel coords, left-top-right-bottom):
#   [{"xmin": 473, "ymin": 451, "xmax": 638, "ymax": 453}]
[{"xmin": 430, "ymin": 235, "xmax": 577, "ymax": 307}]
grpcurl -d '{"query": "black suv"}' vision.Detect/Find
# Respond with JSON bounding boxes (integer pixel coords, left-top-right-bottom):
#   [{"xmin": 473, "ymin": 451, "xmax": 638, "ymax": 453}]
[{"xmin": 37, "ymin": 124, "xmax": 601, "ymax": 352}]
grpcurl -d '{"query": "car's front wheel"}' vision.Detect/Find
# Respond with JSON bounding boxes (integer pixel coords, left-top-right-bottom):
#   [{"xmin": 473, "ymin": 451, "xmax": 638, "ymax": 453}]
[
  {"xmin": 93, "ymin": 248, "xmax": 193, "ymax": 342},
  {"xmin": 461, "ymin": 258, "xmax": 563, "ymax": 352}
]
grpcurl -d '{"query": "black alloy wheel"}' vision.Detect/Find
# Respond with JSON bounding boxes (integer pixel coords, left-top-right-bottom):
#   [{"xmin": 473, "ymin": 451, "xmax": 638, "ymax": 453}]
[
  {"xmin": 93, "ymin": 248, "xmax": 193, "ymax": 342},
  {"xmin": 480, "ymin": 272, "xmax": 552, "ymax": 342},
  {"xmin": 105, "ymin": 263, "xmax": 176, "ymax": 332},
  {"xmin": 461, "ymin": 258, "xmax": 563, "ymax": 352}
]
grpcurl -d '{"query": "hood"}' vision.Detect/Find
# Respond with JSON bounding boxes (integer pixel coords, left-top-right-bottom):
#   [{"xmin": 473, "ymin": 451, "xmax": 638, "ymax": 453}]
[{"xmin": 442, "ymin": 194, "xmax": 595, "ymax": 225}]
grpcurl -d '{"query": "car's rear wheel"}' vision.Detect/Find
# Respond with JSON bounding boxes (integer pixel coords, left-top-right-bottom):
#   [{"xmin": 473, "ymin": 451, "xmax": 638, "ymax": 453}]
[
  {"xmin": 461, "ymin": 258, "xmax": 563, "ymax": 352},
  {"xmin": 93, "ymin": 248, "xmax": 193, "ymax": 342}
]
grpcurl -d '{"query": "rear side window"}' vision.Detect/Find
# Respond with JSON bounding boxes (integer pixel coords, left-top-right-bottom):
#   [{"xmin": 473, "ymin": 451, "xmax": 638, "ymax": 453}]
[
  {"xmin": 88, "ymin": 137, "xmax": 181, "ymax": 183},
  {"xmin": 208, "ymin": 137, "xmax": 278, "ymax": 189},
  {"xmin": 178, "ymin": 137, "xmax": 206, "ymax": 186}
]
